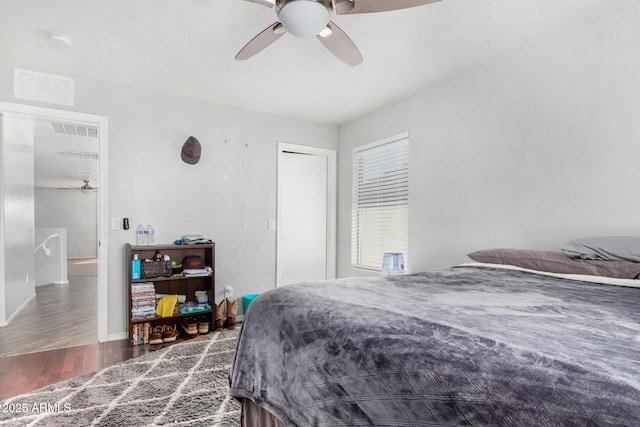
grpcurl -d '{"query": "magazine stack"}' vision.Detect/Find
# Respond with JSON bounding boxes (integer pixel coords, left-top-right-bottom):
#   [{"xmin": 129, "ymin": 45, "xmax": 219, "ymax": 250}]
[{"xmin": 131, "ymin": 282, "xmax": 156, "ymax": 320}]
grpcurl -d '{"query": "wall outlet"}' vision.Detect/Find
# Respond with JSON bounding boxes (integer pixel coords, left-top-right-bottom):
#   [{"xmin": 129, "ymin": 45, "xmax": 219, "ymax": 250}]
[{"xmin": 225, "ymin": 286, "xmax": 233, "ymax": 298}]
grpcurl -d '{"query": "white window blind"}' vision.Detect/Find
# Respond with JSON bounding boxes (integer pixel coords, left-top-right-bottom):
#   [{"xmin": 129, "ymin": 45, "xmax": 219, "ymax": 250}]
[{"xmin": 352, "ymin": 132, "xmax": 409, "ymax": 271}]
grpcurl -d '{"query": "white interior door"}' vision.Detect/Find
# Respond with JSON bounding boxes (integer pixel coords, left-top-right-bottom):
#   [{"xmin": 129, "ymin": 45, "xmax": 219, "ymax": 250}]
[{"xmin": 277, "ymin": 144, "xmax": 336, "ymax": 286}]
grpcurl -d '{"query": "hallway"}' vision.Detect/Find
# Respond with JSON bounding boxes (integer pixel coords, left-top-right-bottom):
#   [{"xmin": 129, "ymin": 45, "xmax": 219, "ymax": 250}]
[{"xmin": 0, "ymin": 271, "xmax": 97, "ymax": 357}]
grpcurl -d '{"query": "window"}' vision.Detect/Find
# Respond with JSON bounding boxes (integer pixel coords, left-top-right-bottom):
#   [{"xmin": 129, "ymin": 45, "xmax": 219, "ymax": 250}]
[{"xmin": 351, "ymin": 132, "xmax": 409, "ymax": 271}]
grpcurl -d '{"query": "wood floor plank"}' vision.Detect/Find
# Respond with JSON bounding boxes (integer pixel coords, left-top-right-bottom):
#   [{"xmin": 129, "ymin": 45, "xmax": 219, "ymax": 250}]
[
  {"xmin": 0, "ymin": 338, "xmax": 143, "ymax": 401},
  {"xmin": 0, "ymin": 271, "xmax": 103, "ymax": 401},
  {"xmin": 0, "ymin": 276, "xmax": 98, "ymax": 357},
  {"xmin": 0, "ymin": 273, "xmax": 228, "ymax": 402}
]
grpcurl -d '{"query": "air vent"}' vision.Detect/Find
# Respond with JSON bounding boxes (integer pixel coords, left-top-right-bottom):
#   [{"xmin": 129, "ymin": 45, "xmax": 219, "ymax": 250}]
[
  {"xmin": 14, "ymin": 68, "xmax": 74, "ymax": 106},
  {"xmin": 51, "ymin": 122, "xmax": 98, "ymax": 138},
  {"xmin": 53, "ymin": 150, "xmax": 98, "ymax": 160}
]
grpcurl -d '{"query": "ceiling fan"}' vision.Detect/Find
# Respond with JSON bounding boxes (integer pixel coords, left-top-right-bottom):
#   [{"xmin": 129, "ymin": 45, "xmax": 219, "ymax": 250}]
[
  {"xmin": 58, "ymin": 179, "xmax": 98, "ymax": 193},
  {"xmin": 236, "ymin": 0, "xmax": 441, "ymax": 66}
]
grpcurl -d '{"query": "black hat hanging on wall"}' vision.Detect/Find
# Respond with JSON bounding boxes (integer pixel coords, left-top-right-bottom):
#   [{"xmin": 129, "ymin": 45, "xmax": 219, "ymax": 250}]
[{"xmin": 181, "ymin": 136, "xmax": 201, "ymax": 165}]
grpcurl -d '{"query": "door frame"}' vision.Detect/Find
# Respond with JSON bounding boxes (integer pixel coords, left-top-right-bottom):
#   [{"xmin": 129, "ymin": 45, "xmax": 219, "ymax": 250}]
[
  {"xmin": 0, "ymin": 101, "xmax": 109, "ymax": 343},
  {"xmin": 276, "ymin": 142, "xmax": 336, "ymax": 287}
]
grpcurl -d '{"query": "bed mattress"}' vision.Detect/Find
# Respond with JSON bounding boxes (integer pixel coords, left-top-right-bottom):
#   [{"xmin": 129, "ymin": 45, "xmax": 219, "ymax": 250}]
[{"xmin": 229, "ymin": 266, "xmax": 640, "ymax": 426}]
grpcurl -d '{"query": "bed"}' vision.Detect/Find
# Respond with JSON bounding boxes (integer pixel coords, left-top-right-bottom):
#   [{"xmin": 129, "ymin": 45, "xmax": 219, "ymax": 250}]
[{"xmin": 228, "ymin": 247, "xmax": 640, "ymax": 426}]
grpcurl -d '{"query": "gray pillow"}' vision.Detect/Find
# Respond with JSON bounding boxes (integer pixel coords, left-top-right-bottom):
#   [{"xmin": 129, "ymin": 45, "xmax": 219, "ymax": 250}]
[
  {"xmin": 561, "ymin": 236, "xmax": 640, "ymax": 262},
  {"xmin": 468, "ymin": 248, "xmax": 640, "ymax": 279}
]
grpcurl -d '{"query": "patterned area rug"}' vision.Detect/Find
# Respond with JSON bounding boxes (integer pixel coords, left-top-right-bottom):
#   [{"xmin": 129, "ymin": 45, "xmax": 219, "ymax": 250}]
[{"xmin": 0, "ymin": 330, "xmax": 240, "ymax": 426}]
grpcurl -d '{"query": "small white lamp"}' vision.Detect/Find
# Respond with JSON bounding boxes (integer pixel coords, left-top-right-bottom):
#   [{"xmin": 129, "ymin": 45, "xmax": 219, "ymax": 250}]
[{"xmin": 381, "ymin": 252, "xmax": 404, "ymax": 275}]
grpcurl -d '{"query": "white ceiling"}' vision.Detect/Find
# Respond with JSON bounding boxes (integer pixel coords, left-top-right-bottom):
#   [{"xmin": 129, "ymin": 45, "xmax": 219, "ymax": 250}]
[
  {"xmin": 1, "ymin": 0, "xmax": 620, "ymax": 125},
  {"xmin": 5, "ymin": 0, "xmax": 621, "ymax": 189},
  {"xmin": 30, "ymin": 119, "xmax": 98, "ymax": 189}
]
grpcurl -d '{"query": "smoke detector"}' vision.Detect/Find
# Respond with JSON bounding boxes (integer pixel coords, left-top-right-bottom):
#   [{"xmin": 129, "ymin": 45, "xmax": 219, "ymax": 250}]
[{"xmin": 48, "ymin": 33, "xmax": 72, "ymax": 48}]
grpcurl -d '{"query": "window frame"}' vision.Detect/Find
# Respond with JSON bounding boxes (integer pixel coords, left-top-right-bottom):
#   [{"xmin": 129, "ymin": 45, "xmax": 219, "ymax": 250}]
[{"xmin": 351, "ymin": 131, "xmax": 409, "ymax": 272}]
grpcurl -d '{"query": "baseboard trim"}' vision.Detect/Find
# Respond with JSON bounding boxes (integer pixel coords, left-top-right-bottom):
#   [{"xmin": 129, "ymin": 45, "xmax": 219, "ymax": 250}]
[
  {"xmin": 2, "ymin": 292, "xmax": 37, "ymax": 327},
  {"xmin": 53, "ymin": 280, "xmax": 69, "ymax": 285},
  {"xmin": 106, "ymin": 332, "xmax": 128, "ymax": 342}
]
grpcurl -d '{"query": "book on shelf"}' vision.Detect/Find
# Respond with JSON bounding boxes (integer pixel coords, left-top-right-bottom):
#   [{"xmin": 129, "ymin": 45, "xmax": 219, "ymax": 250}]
[
  {"xmin": 131, "ymin": 282, "xmax": 154, "ymax": 288},
  {"xmin": 131, "ymin": 284, "xmax": 155, "ymax": 292},
  {"xmin": 131, "ymin": 309, "xmax": 156, "ymax": 316},
  {"xmin": 132, "ymin": 299, "xmax": 156, "ymax": 306},
  {"xmin": 131, "ymin": 282, "xmax": 156, "ymax": 320},
  {"xmin": 131, "ymin": 322, "xmax": 151, "ymax": 346}
]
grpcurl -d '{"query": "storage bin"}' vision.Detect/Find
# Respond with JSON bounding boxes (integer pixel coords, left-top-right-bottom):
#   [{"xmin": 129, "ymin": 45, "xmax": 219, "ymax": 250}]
[
  {"xmin": 141, "ymin": 260, "xmax": 172, "ymax": 279},
  {"xmin": 242, "ymin": 293, "xmax": 259, "ymax": 313}
]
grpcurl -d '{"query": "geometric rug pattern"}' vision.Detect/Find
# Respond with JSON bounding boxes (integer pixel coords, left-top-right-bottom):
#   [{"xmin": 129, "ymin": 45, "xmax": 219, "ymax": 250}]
[{"xmin": 0, "ymin": 330, "xmax": 240, "ymax": 427}]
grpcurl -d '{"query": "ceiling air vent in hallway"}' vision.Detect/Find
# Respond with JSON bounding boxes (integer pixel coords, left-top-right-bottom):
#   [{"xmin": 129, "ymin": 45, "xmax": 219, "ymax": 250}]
[
  {"xmin": 53, "ymin": 150, "xmax": 98, "ymax": 160},
  {"xmin": 51, "ymin": 122, "xmax": 98, "ymax": 138},
  {"xmin": 13, "ymin": 68, "xmax": 74, "ymax": 106}
]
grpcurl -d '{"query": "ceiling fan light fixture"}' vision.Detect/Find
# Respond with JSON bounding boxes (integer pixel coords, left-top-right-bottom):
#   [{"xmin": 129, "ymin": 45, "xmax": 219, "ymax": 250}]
[
  {"xmin": 272, "ymin": 22, "xmax": 287, "ymax": 35},
  {"xmin": 278, "ymin": 0, "xmax": 330, "ymax": 37},
  {"xmin": 317, "ymin": 26, "xmax": 333, "ymax": 38}
]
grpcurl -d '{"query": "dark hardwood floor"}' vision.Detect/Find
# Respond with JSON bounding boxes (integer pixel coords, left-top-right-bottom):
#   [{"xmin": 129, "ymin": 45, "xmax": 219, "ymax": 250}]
[
  {"xmin": 0, "ymin": 260, "xmax": 229, "ymax": 402},
  {"xmin": 0, "ymin": 276, "xmax": 97, "ymax": 357},
  {"xmin": 0, "ymin": 338, "xmax": 150, "ymax": 401},
  {"xmin": 0, "ymin": 329, "xmax": 231, "ymax": 401},
  {"xmin": 0, "ymin": 262, "xmax": 105, "ymax": 401}
]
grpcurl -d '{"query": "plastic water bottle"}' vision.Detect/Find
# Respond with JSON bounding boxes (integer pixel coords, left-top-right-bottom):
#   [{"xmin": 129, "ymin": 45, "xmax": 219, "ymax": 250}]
[
  {"xmin": 136, "ymin": 224, "xmax": 147, "ymax": 246},
  {"xmin": 146, "ymin": 224, "xmax": 155, "ymax": 245}
]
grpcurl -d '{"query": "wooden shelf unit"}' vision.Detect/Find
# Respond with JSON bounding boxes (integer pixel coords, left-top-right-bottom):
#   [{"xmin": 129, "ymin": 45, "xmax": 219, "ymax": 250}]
[{"xmin": 125, "ymin": 243, "xmax": 215, "ymax": 345}]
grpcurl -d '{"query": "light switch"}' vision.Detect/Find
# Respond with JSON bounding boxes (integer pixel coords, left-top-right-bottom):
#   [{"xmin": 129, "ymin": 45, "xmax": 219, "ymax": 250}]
[
  {"xmin": 268, "ymin": 219, "xmax": 276, "ymax": 230},
  {"xmin": 111, "ymin": 217, "xmax": 121, "ymax": 230}
]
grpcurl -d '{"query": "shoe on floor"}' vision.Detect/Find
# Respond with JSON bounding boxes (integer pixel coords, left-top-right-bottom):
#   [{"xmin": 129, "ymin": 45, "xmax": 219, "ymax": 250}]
[
  {"xmin": 198, "ymin": 316, "xmax": 210, "ymax": 334},
  {"xmin": 149, "ymin": 326, "xmax": 164, "ymax": 345},
  {"xmin": 163, "ymin": 324, "xmax": 179, "ymax": 342},
  {"xmin": 225, "ymin": 298, "xmax": 238, "ymax": 330},
  {"xmin": 181, "ymin": 317, "xmax": 198, "ymax": 335},
  {"xmin": 215, "ymin": 300, "xmax": 225, "ymax": 331}
]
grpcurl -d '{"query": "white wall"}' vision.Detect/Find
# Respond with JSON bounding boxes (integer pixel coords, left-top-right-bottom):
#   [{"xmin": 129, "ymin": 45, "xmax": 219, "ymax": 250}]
[
  {"xmin": 0, "ymin": 71, "xmax": 337, "ymax": 336},
  {"xmin": 337, "ymin": 3, "xmax": 640, "ymax": 276},
  {"xmin": 0, "ymin": 115, "xmax": 36, "ymax": 323},
  {"xmin": 0, "ymin": 117, "xmax": 4, "ymax": 324},
  {"xmin": 5, "ymin": 3, "xmax": 636, "ymax": 335},
  {"xmin": 34, "ymin": 227, "xmax": 68, "ymax": 286},
  {"xmin": 35, "ymin": 189, "xmax": 97, "ymax": 258}
]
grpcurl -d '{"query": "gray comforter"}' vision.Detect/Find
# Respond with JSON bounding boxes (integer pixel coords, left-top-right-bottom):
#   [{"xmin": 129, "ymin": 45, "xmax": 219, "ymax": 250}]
[{"xmin": 228, "ymin": 266, "xmax": 640, "ymax": 426}]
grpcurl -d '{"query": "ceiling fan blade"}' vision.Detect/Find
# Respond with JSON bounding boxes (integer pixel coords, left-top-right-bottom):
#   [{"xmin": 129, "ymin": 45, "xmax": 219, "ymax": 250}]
[
  {"xmin": 337, "ymin": 0, "xmax": 440, "ymax": 14},
  {"xmin": 235, "ymin": 22, "xmax": 287, "ymax": 61},
  {"xmin": 241, "ymin": 0, "xmax": 275, "ymax": 8},
  {"xmin": 316, "ymin": 21, "xmax": 363, "ymax": 66}
]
